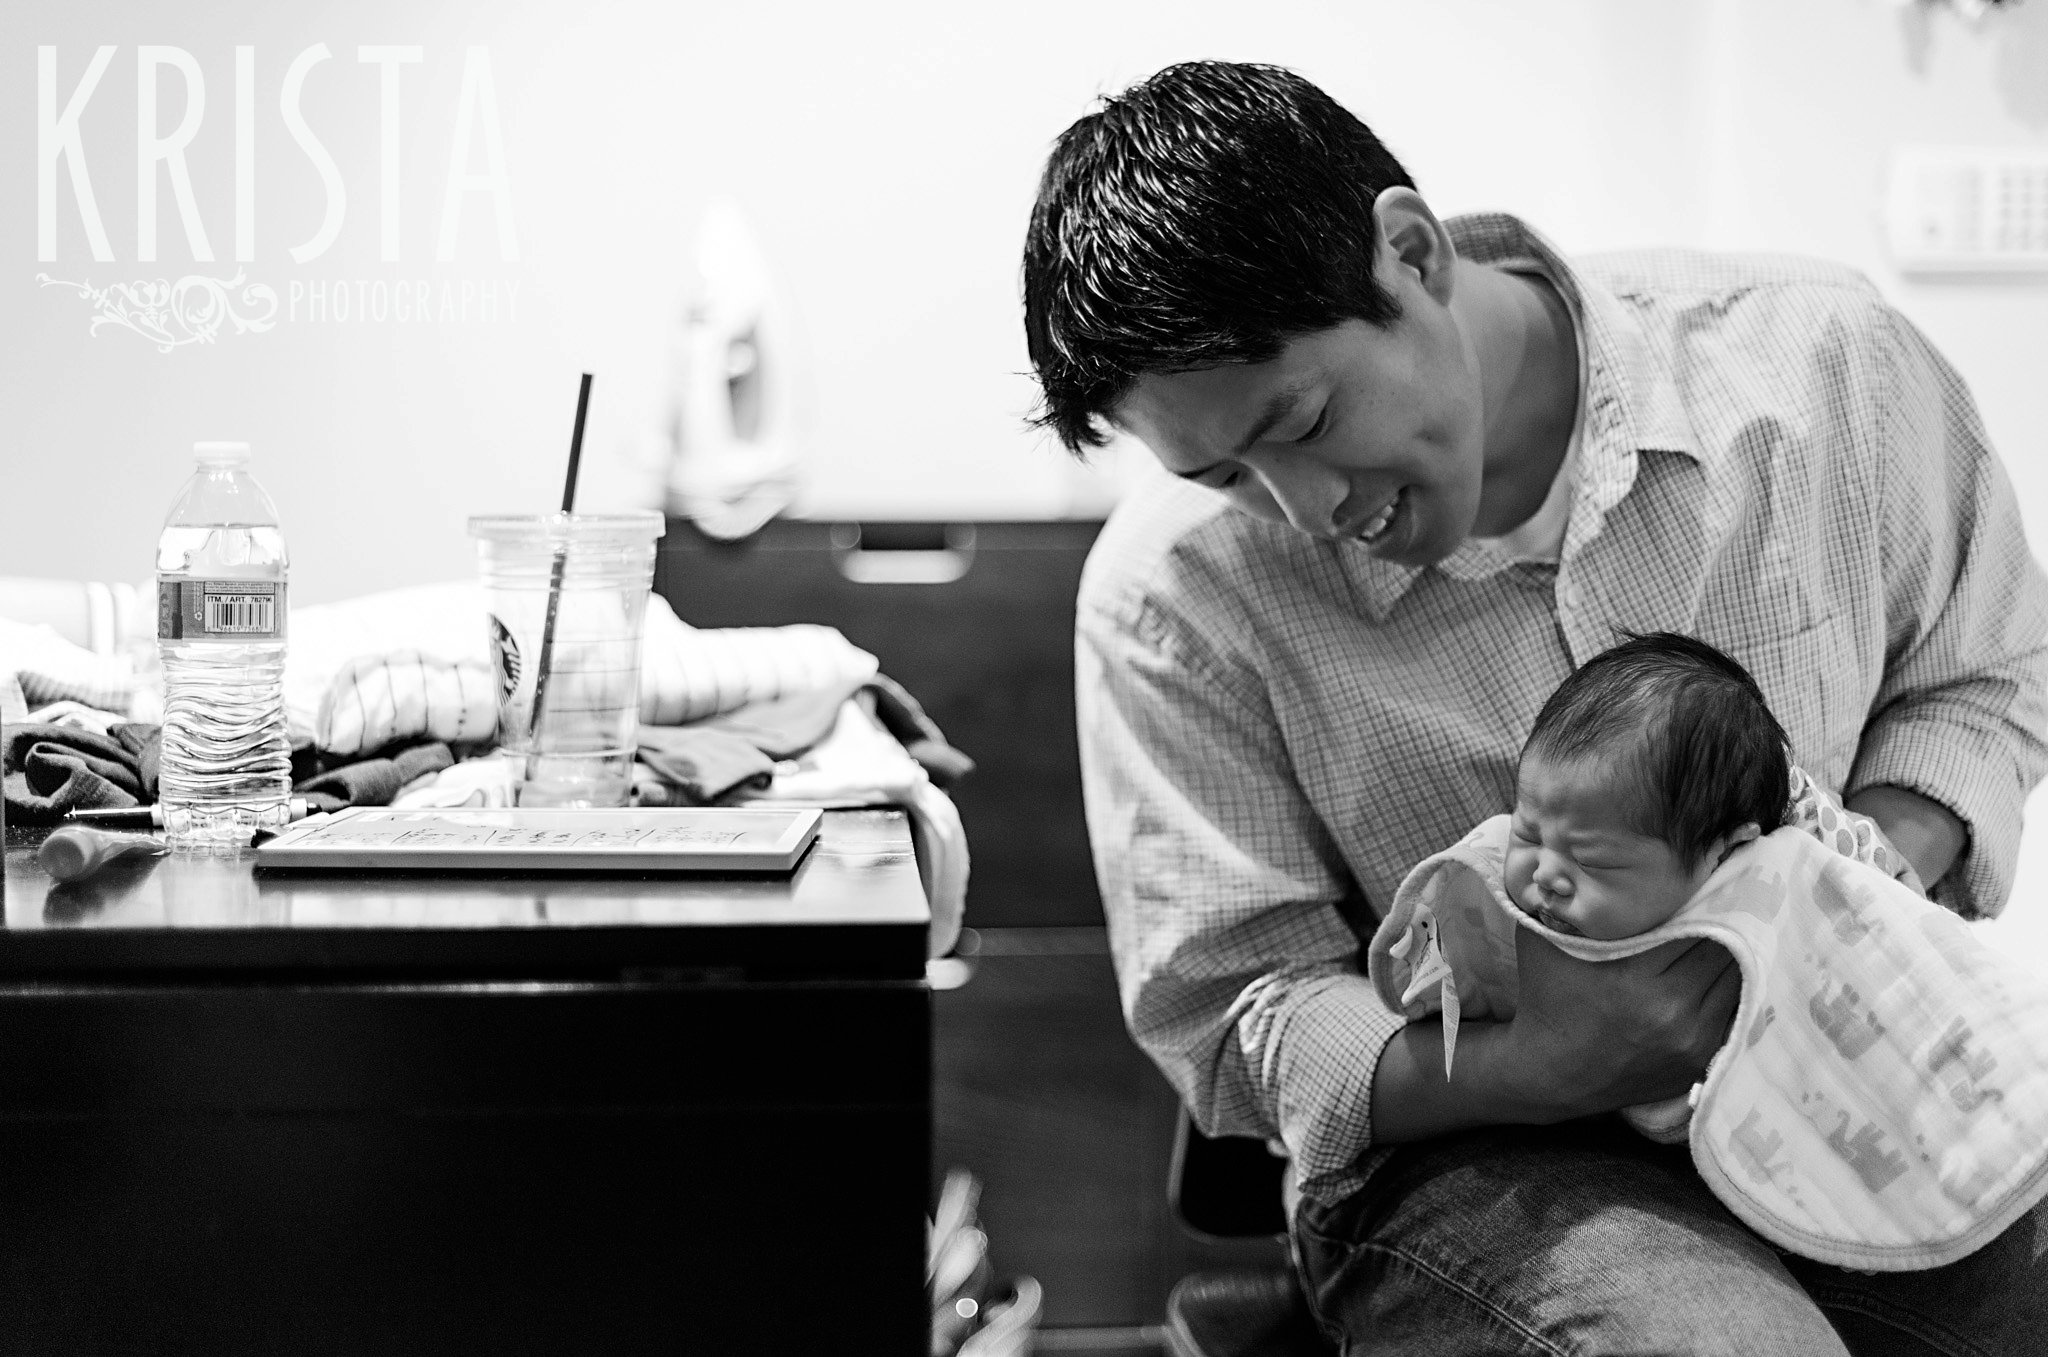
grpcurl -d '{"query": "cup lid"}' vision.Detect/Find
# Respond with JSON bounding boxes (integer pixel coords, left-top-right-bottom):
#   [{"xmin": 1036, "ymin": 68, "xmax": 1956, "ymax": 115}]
[{"xmin": 466, "ymin": 510, "xmax": 666, "ymax": 545}]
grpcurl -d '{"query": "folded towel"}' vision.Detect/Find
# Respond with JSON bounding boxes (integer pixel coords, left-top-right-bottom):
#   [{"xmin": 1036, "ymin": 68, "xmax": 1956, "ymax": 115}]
[
  {"xmin": 1370, "ymin": 816, "xmax": 2048, "ymax": 1271},
  {"xmin": 689, "ymin": 675, "xmax": 868, "ymax": 758},
  {"xmin": 630, "ymin": 674, "xmax": 973, "ymax": 807},
  {"xmin": 296, "ymin": 741, "xmax": 455, "ymax": 813},
  {"xmin": 287, "ymin": 582, "xmax": 879, "ymax": 754},
  {"xmin": 3, "ymin": 721, "xmax": 161, "ymax": 823},
  {"xmin": 635, "ymin": 727, "xmax": 778, "ymax": 804}
]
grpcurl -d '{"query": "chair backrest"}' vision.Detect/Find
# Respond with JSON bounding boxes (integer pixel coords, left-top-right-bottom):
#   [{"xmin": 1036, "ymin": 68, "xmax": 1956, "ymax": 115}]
[{"xmin": 1168, "ymin": 1111, "xmax": 1290, "ymax": 1241}]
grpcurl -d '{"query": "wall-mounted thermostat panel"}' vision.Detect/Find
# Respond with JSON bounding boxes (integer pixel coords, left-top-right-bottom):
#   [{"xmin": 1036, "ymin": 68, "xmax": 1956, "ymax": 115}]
[{"xmin": 1885, "ymin": 146, "xmax": 2048, "ymax": 275}]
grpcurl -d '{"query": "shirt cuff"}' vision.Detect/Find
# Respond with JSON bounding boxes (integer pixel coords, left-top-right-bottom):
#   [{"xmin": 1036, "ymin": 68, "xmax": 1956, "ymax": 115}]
[
  {"xmin": 1847, "ymin": 709, "xmax": 2025, "ymax": 919},
  {"xmin": 1252, "ymin": 969, "xmax": 1409, "ymax": 1206}
]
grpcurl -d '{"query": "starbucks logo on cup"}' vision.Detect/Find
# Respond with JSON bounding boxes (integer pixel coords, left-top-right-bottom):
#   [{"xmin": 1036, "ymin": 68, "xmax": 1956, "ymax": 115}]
[{"xmin": 488, "ymin": 614, "xmax": 521, "ymax": 701}]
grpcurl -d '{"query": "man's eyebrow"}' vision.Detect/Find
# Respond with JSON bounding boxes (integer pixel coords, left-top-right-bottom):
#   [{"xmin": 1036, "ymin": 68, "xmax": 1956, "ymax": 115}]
[{"xmin": 1171, "ymin": 379, "xmax": 1317, "ymax": 481}]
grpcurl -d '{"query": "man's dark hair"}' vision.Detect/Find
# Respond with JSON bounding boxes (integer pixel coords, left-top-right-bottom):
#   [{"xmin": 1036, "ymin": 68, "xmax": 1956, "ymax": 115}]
[
  {"xmin": 1022, "ymin": 61, "xmax": 1416, "ymax": 453},
  {"xmin": 1522, "ymin": 632, "xmax": 1792, "ymax": 869}
]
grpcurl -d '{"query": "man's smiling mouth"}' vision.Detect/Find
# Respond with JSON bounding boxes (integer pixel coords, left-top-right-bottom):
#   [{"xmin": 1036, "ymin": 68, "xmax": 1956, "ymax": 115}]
[{"xmin": 1352, "ymin": 488, "xmax": 1405, "ymax": 544}]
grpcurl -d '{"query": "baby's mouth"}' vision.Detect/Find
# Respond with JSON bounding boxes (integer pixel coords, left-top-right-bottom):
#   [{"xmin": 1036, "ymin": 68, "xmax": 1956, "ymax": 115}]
[{"xmin": 1521, "ymin": 889, "xmax": 1581, "ymax": 936}]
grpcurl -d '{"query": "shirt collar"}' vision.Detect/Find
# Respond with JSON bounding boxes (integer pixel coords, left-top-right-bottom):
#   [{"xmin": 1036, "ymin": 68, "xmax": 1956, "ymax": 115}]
[{"xmin": 1340, "ymin": 212, "xmax": 1703, "ymax": 620}]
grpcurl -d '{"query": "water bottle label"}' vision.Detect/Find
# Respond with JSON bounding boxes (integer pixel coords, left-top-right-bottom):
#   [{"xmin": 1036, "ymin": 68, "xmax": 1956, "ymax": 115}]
[{"xmin": 158, "ymin": 579, "xmax": 285, "ymax": 639}]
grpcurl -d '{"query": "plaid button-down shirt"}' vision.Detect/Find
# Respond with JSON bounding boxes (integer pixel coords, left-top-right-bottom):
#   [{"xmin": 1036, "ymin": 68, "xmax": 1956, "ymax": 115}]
[{"xmin": 1074, "ymin": 213, "xmax": 2048, "ymax": 1204}]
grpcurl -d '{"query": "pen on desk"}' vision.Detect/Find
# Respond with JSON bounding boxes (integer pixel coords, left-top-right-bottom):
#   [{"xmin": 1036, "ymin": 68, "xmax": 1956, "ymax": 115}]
[{"xmin": 67, "ymin": 797, "xmax": 314, "ymax": 830}]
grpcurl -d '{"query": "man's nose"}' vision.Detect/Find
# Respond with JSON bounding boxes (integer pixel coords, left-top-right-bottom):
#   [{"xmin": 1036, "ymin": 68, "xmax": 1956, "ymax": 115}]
[{"xmin": 1247, "ymin": 454, "xmax": 1346, "ymax": 537}]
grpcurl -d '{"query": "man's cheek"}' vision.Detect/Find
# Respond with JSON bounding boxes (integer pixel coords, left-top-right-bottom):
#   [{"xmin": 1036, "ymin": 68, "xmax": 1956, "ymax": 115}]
[{"xmin": 1222, "ymin": 481, "xmax": 1285, "ymax": 524}]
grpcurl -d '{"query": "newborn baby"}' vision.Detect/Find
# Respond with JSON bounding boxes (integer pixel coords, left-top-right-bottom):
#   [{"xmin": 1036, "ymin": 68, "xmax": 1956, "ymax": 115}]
[
  {"xmin": 1504, "ymin": 631, "xmax": 1916, "ymax": 942},
  {"xmin": 1369, "ymin": 632, "xmax": 2048, "ymax": 1271}
]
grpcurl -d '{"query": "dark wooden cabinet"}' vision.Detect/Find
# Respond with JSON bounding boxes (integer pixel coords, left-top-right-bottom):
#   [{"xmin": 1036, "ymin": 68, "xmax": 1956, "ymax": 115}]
[
  {"xmin": 0, "ymin": 811, "xmax": 929, "ymax": 1355},
  {"xmin": 657, "ymin": 518, "xmax": 1103, "ymax": 930}
]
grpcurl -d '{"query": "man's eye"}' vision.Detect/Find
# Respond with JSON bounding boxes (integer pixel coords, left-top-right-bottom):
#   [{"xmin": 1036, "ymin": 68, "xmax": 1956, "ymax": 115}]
[
  {"xmin": 1294, "ymin": 409, "xmax": 1329, "ymax": 444},
  {"xmin": 1208, "ymin": 467, "xmax": 1244, "ymax": 490}
]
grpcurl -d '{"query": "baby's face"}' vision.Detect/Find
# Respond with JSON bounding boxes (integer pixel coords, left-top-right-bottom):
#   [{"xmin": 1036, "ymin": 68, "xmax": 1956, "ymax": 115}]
[{"xmin": 1504, "ymin": 752, "xmax": 1719, "ymax": 940}]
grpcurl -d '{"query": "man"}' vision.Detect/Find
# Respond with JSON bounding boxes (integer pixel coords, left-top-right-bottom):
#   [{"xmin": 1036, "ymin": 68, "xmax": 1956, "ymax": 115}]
[{"xmin": 1023, "ymin": 61, "xmax": 2048, "ymax": 1353}]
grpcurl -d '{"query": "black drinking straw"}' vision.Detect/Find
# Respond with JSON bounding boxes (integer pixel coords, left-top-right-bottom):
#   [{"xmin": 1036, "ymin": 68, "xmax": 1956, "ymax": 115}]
[{"xmin": 524, "ymin": 372, "xmax": 593, "ymax": 781}]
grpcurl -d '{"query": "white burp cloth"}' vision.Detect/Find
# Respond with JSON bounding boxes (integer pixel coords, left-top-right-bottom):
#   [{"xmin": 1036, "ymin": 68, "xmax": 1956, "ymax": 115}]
[{"xmin": 1367, "ymin": 816, "xmax": 2048, "ymax": 1271}]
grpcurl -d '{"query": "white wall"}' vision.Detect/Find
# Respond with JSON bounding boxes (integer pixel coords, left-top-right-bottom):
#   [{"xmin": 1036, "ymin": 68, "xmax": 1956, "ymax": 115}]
[
  {"xmin": 7, "ymin": 2, "xmax": 2041, "ymax": 572},
  {"xmin": 1672, "ymin": 0, "xmax": 2048, "ymax": 957},
  {"xmin": 5, "ymin": 0, "xmax": 1753, "ymax": 605}
]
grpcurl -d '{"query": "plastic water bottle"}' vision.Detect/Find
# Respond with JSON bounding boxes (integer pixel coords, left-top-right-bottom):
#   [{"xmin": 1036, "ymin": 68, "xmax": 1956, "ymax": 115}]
[{"xmin": 155, "ymin": 442, "xmax": 291, "ymax": 847}]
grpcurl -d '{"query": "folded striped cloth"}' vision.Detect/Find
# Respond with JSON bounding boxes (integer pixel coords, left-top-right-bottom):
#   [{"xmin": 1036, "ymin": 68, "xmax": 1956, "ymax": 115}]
[
  {"xmin": 315, "ymin": 651, "xmax": 500, "ymax": 754},
  {"xmin": 290, "ymin": 581, "xmax": 879, "ymax": 755}
]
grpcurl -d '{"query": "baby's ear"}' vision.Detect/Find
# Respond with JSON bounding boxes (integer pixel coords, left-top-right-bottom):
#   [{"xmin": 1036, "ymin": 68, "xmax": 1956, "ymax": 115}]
[{"xmin": 1722, "ymin": 822, "xmax": 1763, "ymax": 855}]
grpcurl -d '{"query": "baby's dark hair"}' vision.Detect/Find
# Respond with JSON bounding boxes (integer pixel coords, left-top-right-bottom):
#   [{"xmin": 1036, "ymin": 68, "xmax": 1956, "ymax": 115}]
[{"xmin": 1521, "ymin": 632, "xmax": 1791, "ymax": 868}]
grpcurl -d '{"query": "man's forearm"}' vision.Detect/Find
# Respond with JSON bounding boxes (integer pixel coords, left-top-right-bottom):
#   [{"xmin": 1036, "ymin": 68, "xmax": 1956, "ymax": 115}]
[
  {"xmin": 1368, "ymin": 1020, "xmax": 1537, "ymax": 1144},
  {"xmin": 1846, "ymin": 784, "xmax": 1967, "ymax": 889}
]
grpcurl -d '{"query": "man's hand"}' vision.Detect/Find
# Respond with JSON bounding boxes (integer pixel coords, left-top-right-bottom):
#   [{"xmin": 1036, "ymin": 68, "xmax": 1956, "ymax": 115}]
[
  {"xmin": 1846, "ymin": 784, "xmax": 1966, "ymax": 892},
  {"xmin": 1493, "ymin": 929, "xmax": 1743, "ymax": 1121},
  {"xmin": 1368, "ymin": 928, "xmax": 1742, "ymax": 1142}
]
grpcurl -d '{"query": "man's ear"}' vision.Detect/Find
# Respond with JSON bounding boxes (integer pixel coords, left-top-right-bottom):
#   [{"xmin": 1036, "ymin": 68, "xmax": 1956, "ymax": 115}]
[{"xmin": 1372, "ymin": 186, "xmax": 1457, "ymax": 306}]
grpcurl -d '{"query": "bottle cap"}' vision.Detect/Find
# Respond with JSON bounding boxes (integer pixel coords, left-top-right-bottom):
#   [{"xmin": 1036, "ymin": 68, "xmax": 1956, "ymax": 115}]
[{"xmin": 193, "ymin": 441, "xmax": 251, "ymax": 466}]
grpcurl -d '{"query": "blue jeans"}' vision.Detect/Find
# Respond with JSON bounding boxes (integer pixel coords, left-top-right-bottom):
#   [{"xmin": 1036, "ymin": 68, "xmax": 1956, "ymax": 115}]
[{"xmin": 1293, "ymin": 1117, "xmax": 2048, "ymax": 1356}]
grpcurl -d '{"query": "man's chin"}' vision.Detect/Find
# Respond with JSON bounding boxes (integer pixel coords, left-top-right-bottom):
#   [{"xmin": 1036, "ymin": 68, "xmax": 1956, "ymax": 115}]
[
  {"xmin": 1370, "ymin": 521, "xmax": 1458, "ymax": 568},
  {"xmin": 1372, "ymin": 543, "xmax": 1441, "ymax": 568}
]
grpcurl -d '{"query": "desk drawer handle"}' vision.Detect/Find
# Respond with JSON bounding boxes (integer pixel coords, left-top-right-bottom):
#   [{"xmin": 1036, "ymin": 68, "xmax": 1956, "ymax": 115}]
[{"xmin": 831, "ymin": 524, "xmax": 976, "ymax": 585}]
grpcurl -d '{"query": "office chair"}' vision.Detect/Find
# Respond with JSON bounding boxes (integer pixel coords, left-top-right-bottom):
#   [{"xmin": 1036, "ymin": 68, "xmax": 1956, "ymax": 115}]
[{"xmin": 1164, "ymin": 1113, "xmax": 1335, "ymax": 1357}]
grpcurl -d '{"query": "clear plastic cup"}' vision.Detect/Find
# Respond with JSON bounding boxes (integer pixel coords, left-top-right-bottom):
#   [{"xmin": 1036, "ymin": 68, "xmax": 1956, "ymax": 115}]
[{"xmin": 466, "ymin": 511, "xmax": 666, "ymax": 807}]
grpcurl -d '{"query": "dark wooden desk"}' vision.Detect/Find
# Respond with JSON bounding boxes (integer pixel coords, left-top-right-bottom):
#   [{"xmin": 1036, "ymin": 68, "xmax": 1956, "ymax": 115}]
[{"xmin": 0, "ymin": 809, "xmax": 930, "ymax": 1356}]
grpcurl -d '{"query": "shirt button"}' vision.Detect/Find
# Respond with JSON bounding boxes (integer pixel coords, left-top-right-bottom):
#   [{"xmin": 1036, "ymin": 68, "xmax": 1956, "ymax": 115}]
[{"xmin": 1563, "ymin": 584, "xmax": 1583, "ymax": 608}]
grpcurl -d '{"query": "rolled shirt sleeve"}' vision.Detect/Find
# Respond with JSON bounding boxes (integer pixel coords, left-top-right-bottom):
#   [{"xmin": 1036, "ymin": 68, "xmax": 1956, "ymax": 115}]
[
  {"xmin": 1076, "ymin": 589, "xmax": 1405, "ymax": 1202},
  {"xmin": 1847, "ymin": 308, "xmax": 2048, "ymax": 919}
]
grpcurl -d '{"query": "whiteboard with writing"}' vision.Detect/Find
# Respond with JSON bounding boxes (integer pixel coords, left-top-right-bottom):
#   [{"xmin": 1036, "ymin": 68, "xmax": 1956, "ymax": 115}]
[{"xmin": 255, "ymin": 806, "xmax": 823, "ymax": 873}]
